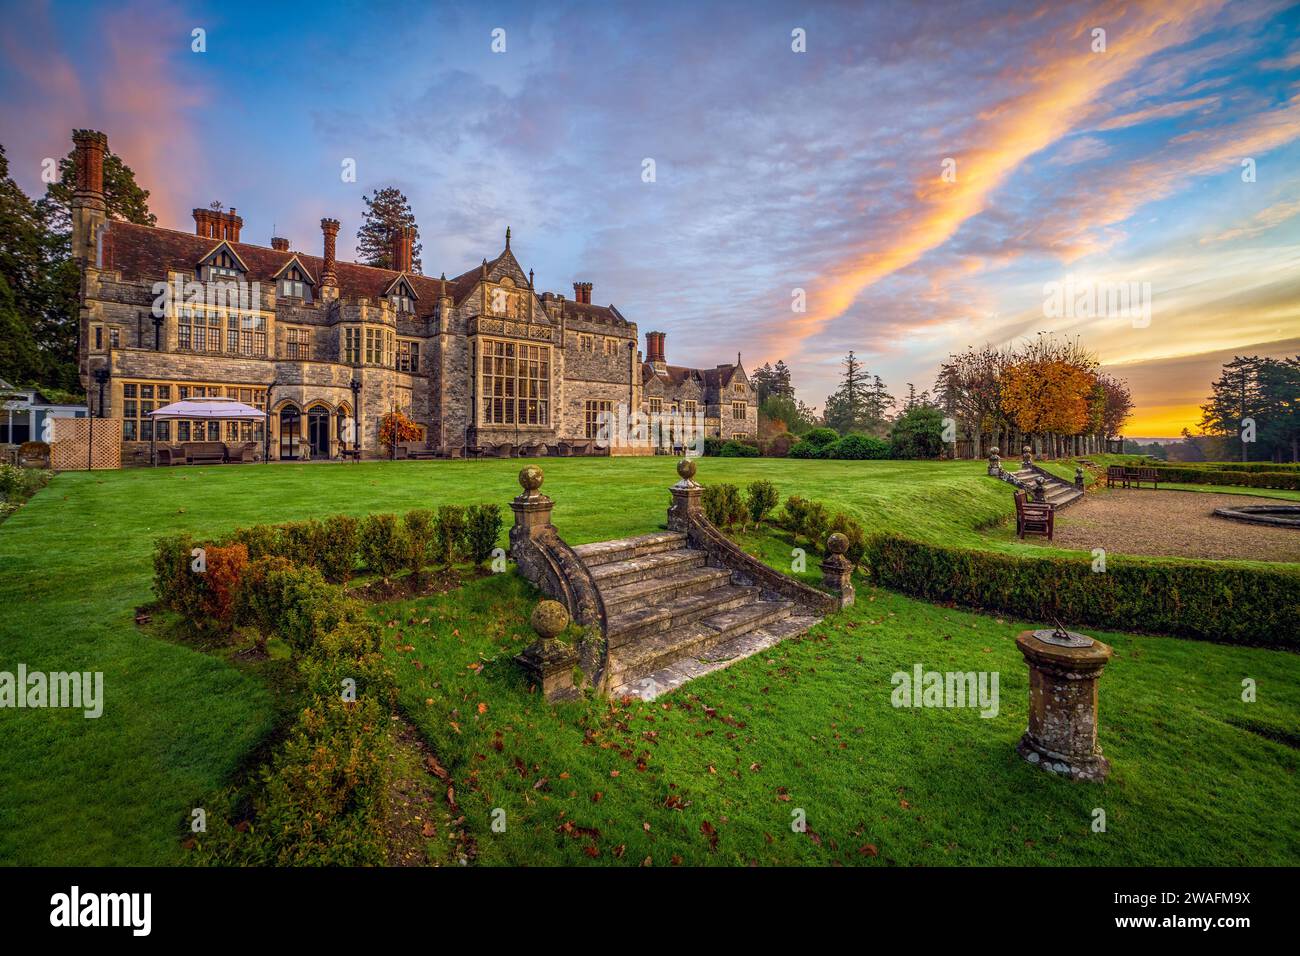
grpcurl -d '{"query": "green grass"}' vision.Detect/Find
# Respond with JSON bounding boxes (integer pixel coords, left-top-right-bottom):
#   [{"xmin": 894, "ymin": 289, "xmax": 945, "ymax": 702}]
[
  {"xmin": 1, "ymin": 457, "xmax": 1297, "ymax": 865},
  {"xmin": 386, "ymin": 568, "xmax": 1300, "ymax": 865}
]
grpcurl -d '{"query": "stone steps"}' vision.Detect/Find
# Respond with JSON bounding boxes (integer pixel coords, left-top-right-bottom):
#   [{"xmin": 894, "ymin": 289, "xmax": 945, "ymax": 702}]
[
  {"xmin": 1008, "ymin": 468, "xmax": 1083, "ymax": 509},
  {"xmin": 573, "ymin": 531, "xmax": 820, "ymax": 698},
  {"xmin": 600, "ymin": 565, "xmax": 734, "ymax": 614},
  {"xmin": 589, "ymin": 547, "xmax": 706, "ymax": 588},
  {"xmin": 573, "ymin": 531, "xmax": 687, "ymax": 567}
]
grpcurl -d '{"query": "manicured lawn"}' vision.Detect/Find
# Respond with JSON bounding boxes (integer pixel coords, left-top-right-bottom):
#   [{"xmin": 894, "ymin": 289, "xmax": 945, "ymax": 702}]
[{"xmin": 1, "ymin": 457, "xmax": 1296, "ymax": 865}]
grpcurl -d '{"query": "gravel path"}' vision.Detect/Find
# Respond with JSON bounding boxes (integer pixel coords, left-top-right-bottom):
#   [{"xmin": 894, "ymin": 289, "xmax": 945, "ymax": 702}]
[{"xmin": 1034, "ymin": 489, "xmax": 1300, "ymax": 562}]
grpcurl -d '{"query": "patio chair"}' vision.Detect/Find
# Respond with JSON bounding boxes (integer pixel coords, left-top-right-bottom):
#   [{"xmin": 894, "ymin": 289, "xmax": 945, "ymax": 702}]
[{"xmin": 1014, "ymin": 490, "xmax": 1054, "ymax": 540}]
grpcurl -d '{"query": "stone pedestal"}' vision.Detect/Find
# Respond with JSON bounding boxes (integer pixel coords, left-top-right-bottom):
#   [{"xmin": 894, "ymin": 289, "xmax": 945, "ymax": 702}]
[
  {"xmin": 516, "ymin": 599, "xmax": 579, "ymax": 701},
  {"xmin": 1022, "ymin": 444, "xmax": 1033, "ymax": 468},
  {"xmin": 1015, "ymin": 628, "xmax": 1113, "ymax": 782},
  {"xmin": 667, "ymin": 458, "xmax": 702, "ymax": 532},
  {"xmin": 1030, "ymin": 477, "xmax": 1047, "ymax": 503},
  {"xmin": 819, "ymin": 532, "xmax": 855, "ymax": 608},
  {"xmin": 987, "ymin": 447, "xmax": 1002, "ymax": 477},
  {"xmin": 509, "ymin": 465, "xmax": 555, "ymax": 585},
  {"xmin": 1074, "ymin": 466, "xmax": 1085, "ymax": 490}
]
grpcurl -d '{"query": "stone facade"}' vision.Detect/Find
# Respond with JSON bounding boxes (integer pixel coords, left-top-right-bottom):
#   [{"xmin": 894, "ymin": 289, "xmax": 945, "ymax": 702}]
[{"xmin": 70, "ymin": 130, "xmax": 756, "ymax": 459}]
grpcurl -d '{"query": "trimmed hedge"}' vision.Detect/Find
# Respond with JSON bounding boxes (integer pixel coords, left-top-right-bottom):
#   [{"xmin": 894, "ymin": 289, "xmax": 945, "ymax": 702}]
[
  {"xmin": 865, "ymin": 533, "xmax": 1300, "ymax": 648},
  {"xmin": 1139, "ymin": 466, "xmax": 1300, "ymax": 490}
]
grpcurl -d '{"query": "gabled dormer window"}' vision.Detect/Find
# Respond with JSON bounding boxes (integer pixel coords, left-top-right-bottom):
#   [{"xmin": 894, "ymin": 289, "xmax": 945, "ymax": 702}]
[
  {"xmin": 280, "ymin": 266, "xmax": 308, "ymax": 300},
  {"xmin": 206, "ymin": 250, "xmax": 242, "ymax": 281},
  {"xmin": 386, "ymin": 277, "xmax": 417, "ymax": 314}
]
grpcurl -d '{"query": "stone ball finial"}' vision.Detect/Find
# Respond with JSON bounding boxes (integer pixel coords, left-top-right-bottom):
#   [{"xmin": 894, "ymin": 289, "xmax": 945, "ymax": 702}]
[
  {"xmin": 826, "ymin": 532, "xmax": 849, "ymax": 556},
  {"xmin": 1023, "ymin": 445, "xmax": 1032, "ymax": 454},
  {"xmin": 989, "ymin": 447, "xmax": 1000, "ymax": 457},
  {"xmin": 677, "ymin": 458, "xmax": 696, "ymax": 482},
  {"xmin": 530, "ymin": 599, "xmax": 569, "ymax": 639},
  {"xmin": 518, "ymin": 465, "xmax": 544, "ymax": 494}
]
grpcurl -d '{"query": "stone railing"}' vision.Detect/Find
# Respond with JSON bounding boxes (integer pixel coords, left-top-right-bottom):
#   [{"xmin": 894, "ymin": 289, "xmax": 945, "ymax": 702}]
[
  {"xmin": 668, "ymin": 458, "xmax": 842, "ymax": 615},
  {"xmin": 509, "ymin": 465, "xmax": 609, "ymax": 699}
]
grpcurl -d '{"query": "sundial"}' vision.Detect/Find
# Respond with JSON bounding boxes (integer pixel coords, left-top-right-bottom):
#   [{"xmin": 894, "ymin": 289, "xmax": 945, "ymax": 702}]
[{"xmin": 1033, "ymin": 616, "xmax": 1094, "ymax": 648}]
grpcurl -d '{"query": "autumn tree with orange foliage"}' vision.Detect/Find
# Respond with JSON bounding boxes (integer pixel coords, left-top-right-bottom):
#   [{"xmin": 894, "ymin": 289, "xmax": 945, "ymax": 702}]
[{"xmin": 378, "ymin": 409, "xmax": 423, "ymax": 454}]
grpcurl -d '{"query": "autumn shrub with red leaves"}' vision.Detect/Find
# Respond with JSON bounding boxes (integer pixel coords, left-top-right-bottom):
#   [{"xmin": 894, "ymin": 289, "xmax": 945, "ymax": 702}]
[{"xmin": 202, "ymin": 542, "xmax": 249, "ymax": 629}]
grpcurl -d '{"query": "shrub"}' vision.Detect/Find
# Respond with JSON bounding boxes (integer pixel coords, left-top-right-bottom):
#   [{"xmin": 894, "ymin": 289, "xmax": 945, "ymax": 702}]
[
  {"xmin": 783, "ymin": 495, "xmax": 811, "ymax": 542},
  {"xmin": 232, "ymin": 523, "xmax": 280, "ymax": 562},
  {"xmin": 404, "ymin": 509, "xmax": 436, "ymax": 579},
  {"xmin": 268, "ymin": 565, "xmax": 358, "ymax": 656},
  {"xmin": 702, "ymin": 437, "xmax": 726, "ymax": 457},
  {"xmin": 828, "ymin": 433, "xmax": 890, "ymax": 460},
  {"xmin": 237, "ymin": 556, "xmax": 295, "ymax": 653},
  {"xmin": 865, "ymin": 533, "xmax": 1300, "ymax": 649},
  {"xmin": 359, "ymin": 513, "xmax": 407, "ymax": 582},
  {"xmin": 746, "ymin": 479, "xmax": 779, "ymax": 526},
  {"xmin": 434, "ymin": 505, "xmax": 467, "ymax": 567},
  {"xmin": 0, "ymin": 463, "xmax": 22, "ymax": 501},
  {"xmin": 889, "ymin": 406, "xmax": 947, "ymax": 459},
  {"xmin": 719, "ymin": 440, "xmax": 760, "ymax": 457},
  {"xmin": 787, "ymin": 439, "xmax": 819, "ymax": 459},
  {"xmin": 802, "ymin": 427, "xmax": 839, "ymax": 449},
  {"xmin": 203, "ymin": 543, "xmax": 249, "ymax": 630},
  {"xmin": 278, "ymin": 520, "xmax": 324, "ymax": 567},
  {"xmin": 463, "ymin": 503, "xmax": 503, "ymax": 567},
  {"xmin": 703, "ymin": 483, "xmax": 744, "ymax": 528},
  {"xmin": 803, "ymin": 500, "xmax": 830, "ymax": 549},
  {"xmin": 1137, "ymin": 466, "xmax": 1300, "ymax": 491},
  {"xmin": 317, "ymin": 514, "xmax": 359, "ymax": 583},
  {"xmin": 152, "ymin": 534, "xmax": 205, "ymax": 618},
  {"xmin": 828, "ymin": 512, "xmax": 866, "ymax": 566}
]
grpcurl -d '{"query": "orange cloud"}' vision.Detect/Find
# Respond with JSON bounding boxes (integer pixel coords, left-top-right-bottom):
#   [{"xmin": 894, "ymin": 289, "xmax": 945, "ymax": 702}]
[{"xmin": 779, "ymin": 0, "xmax": 1227, "ymax": 361}]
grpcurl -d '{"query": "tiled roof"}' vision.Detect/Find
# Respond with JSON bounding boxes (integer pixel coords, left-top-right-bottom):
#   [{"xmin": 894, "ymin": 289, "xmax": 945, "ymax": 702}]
[
  {"xmin": 105, "ymin": 222, "xmax": 473, "ymax": 309},
  {"xmin": 561, "ymin": 298, "xmax": 631, "ymax": 328}
]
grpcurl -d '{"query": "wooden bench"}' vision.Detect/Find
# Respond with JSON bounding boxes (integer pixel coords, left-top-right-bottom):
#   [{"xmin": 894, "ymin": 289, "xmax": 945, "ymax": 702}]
[
  {"xmin": 1105, "ymin": 465, "xmax": 1128, "ymax": 488},
  {"xmin": 1129, "ymin": 467, "xmax": 1160, "ymax": 489},
  {"xmin": 1014, "ymin": 490, "xmax": 1054, "ymax": 540},
  {"xmin": 183, "ymin": 441, "xmax": 227, "ymax": 465}
]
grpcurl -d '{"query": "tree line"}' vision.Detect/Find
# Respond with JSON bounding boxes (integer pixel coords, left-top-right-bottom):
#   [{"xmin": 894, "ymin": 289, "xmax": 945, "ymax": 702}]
[
  {"xmin": 1191, "ymin": 355, "xmax": 1299, "ymax": 462},
  {"xmin": 934, "ymin": 333, "xmax": 1132, "ymax": 459}
]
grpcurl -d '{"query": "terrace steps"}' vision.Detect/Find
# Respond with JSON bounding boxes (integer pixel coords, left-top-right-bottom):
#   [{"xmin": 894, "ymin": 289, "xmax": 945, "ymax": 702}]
[
  {"xmin": 1007, "ymin": 467, "xmax": 1084, "ymax": 509},
  {"xmin": 574, "ymin": 531, "xmax": 819, "ymax": 700}
]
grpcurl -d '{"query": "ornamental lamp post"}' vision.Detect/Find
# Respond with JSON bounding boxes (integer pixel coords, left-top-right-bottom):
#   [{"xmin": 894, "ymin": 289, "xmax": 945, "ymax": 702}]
[
  {"xmin": 350, "ymin": 377, "xmax": 362, "ymax": 457},
  {"xmin": 92, "ymin": 367, "xmax": 109, "ymax": 418},
  {"xmin": 263, "ymin": 376, "xmax": 277, "ymax": 464}
]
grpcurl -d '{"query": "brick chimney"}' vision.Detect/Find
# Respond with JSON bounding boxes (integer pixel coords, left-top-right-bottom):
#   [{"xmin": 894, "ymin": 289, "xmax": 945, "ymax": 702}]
[
  {"xmin": 390, "ymin": 225, "xmax": 414, "ymax": 273},
  {"xmin": 572, "ymin": 281, "xmax": 593, "ymax": 304},
  {"xmin": 320, "ymin": 218, "xmax": 339, "ymax": 287},
  {"xmin": 192, "ymin": 206, "xmax": 242, "ymax": 242},
  {"xmin": 71, "ymin": 130, "xmax": 108, "ymax": 263},
  {"xmin": 646, "ymin": 330, "xmax": 667, "ymax": 373},
  {"xmin": 271, "ymin": 236, "xmax": 289, "ymax": 251}
]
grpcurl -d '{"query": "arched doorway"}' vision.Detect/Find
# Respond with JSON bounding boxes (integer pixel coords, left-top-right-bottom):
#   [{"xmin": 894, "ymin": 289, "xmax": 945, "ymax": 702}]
[
  {"xmin": 307, "ymin": 405, "xmax": 330, "ymax": 459},
  {"xmin": 279, "ymin": 404, "xmax": 302, "ymax": 460}
]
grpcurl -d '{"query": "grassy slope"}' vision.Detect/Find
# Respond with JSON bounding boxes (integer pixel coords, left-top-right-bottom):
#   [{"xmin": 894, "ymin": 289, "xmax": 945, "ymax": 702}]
[
  {"xmin": 1, "ymin": 457, "xmax": 1297, "ymax": 865},
  {"xmin": 386, "ymin": 561, "xmax": 1300, "ymax": 866}
]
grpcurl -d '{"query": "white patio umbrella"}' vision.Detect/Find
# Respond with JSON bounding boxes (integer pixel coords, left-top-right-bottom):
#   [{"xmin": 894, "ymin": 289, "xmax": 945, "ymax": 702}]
[{"xmin": 147, "ymin": 397, "xmax": 267, "ymax": 466}]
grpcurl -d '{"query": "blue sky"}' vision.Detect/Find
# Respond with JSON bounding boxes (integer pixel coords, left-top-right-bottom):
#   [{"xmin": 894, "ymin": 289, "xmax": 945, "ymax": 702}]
[{"xmin": 2, "ymin": 0, "xmax": 1298, "ymax": 435}]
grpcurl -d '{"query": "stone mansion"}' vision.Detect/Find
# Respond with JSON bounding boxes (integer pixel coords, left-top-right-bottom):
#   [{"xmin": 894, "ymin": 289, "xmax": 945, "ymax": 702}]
[{"xmin": 69, "ymin": 130, "xmax": 757, "ymax": 459}]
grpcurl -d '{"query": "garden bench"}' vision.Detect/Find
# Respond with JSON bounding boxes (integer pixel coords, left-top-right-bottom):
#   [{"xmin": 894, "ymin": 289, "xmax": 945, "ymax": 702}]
[
  {"xmin": 182, "ymin": 441, "xmax": 227, "ymax": 465},
  {"xmin": 1014, "ymin": 489, "xmax": 1054, "ymax": 540},
  {"xmin": 340, "ymin": 447, "xmax": 361, "ymax": 462},
  {"xmin": 1106, "ymin": 466, "xmax": 1128, "ymax": 488},
  {"xmin": 1125, "ymin": 466, "xmax": 1160, "ymax": 489}
]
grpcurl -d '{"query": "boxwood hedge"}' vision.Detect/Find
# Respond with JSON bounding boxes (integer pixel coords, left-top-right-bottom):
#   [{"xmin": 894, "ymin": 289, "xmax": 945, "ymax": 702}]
[{"xmin": 865, "ymin": 533, "xmax": 1300, "ymax": 648}]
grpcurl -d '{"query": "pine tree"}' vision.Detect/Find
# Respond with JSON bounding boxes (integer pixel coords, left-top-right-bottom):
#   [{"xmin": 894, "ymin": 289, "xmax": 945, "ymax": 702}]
[
  {"xmin": 823, "ymin": 351, "xmax": 871, "ymax": 434},
  {"xmin": 356, "ymin": 187, "xmax": 422, "ymax": 273}
]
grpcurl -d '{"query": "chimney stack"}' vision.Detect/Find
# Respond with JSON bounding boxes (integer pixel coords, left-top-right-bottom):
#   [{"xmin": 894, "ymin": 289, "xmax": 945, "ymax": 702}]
[
  {"xmin": 646, "ymin": 331, "xmax": 667, "ymax": 371},
  {"xmin": 320, "ymin": 218, "xmax": 339, "ymax": 287},
  {"xmin": 71, "ymin": 130, "xmax": 108, "ymax": 262},
  {"xmin": 271, "ymin": 237, "xmax": 290, "ymax": 252},
  {"xmin": 391, "ymin": 225, "xmax": 414, "ymax": 273},
  {"xmin": 572, "ymin": 281, "xmax": 593, "ymax": 304},
  {"xmin": 192, "ymin": 206, "xmax": 243, "ymax": 242}
]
